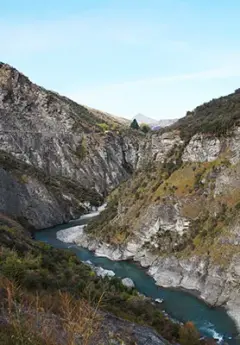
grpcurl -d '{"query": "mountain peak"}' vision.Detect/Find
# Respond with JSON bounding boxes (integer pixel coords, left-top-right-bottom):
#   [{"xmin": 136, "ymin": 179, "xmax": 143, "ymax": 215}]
[
  {"xmin": 133, "ymin": 113, "xmax": 178, "ymax": 129},
  {"xmin": 133, "ymin": 114, "xmax": 158, "ymax": 125}
]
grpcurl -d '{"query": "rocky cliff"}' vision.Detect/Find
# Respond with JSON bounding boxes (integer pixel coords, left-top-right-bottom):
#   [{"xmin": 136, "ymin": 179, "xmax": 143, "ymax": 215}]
[
  {"xmin": 0, "ymin": 63, "xmax": 225, "ymax": 344},
  {"xmin": 1, "ymin": 62, "xmax": 240, "ymax": 333},
  {"xmin": 72, "ymin": 94, "xmax": 240, "ymax": 329},
  {"xmin": 0, "ymin": 63, "xmax": 143, "ymax": 229}
]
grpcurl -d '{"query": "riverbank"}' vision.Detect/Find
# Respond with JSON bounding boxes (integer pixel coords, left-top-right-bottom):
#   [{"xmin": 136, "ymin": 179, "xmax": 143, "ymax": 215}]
[
  {"xmin": 57, "ymin": 223, "xmax": 240, "ymax": 336},
  {"xmin": 35, "ymin": 215, "xmax": 240, "ymax": 345}
]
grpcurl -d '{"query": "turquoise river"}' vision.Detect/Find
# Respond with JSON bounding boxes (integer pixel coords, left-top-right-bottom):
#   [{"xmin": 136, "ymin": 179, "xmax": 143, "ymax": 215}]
[{"xmin": 35, "ymin": 212, "xmax": 240, "ymax": 345}]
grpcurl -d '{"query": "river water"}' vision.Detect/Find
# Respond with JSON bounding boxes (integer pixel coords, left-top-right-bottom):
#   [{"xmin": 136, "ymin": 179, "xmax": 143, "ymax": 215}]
[{"xmin": 35, "ymin": 212, "xmax": 240, "ymax": 345}]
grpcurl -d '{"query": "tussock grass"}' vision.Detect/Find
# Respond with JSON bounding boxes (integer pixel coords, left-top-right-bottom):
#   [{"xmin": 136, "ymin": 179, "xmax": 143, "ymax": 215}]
[{"xmin": 0, "ymin": 277, "xmax": 102, "ymax": 345}]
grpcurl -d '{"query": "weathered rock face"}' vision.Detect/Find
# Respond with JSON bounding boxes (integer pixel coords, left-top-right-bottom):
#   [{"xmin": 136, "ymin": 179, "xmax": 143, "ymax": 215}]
[
  {"xmin": 0, "ymin": 167, "xmax": 77, "ymax": 229},
  {"xmin": 62, "ymin": 208, "xmax": 240, "ymax": 330},
  {"xmin": 182, "ymin": 134, "xmax": 221, "ymax": 162},
  {"xmin": 0, "ymin": 92, "xmax": 138, "ymax": 193},
  {"xmin": 1, "ymin": 62, "xmax": 240, "ymax": 330},
  {"xmin": 0, "ymin": 63, "xmax": 144, "ymax": 227},
  {"xmin": 148, "ymin": 255, "xmax": 240, "ymax": 328},
  {"xmin": 78, "ymin": 128, "xmax": 240, "ymax": 329},
  {"xmin": 0, "ymin": 63, "xmax": 188, "ymax": 228},
  {"xmin": 73, "ymin": 210, "xmax": 240, "ymax": 330},
  {"xmin": 137, "ymin": 131, "xmax": 183, "ymax": 168},
  {"xmin": 101, "ymin": 313, "xmax": 167, "ymax": 345},
  {"xmin": 182, "ymin": 127, "xmax": 240, "ymax": 164}
]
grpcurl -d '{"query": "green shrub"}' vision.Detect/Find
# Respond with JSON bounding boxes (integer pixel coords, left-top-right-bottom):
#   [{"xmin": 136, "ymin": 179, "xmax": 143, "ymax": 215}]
[
  {"xmin": 140, "ymin": 123, "xmax": 151, "ymax": 133},
  {"xmin": 97, "ymin": 123, "xmax": 109, "ymax": 132},
  {"xmin": 168, "ymin": 90, "xmax": 240, "ymax": 141}
]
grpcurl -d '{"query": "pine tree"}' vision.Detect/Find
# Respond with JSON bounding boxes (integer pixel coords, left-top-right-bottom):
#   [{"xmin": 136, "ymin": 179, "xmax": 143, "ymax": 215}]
[{"xmin": 130, "ymin": 119, "xmax": 140, "ymax": 130}]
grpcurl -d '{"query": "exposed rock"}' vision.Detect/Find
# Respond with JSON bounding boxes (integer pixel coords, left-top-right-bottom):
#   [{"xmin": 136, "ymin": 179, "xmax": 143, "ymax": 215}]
[
  {"xmin": 0, "ymin": 64, "xmax": 185, "ymax": 229},
  {"xmin": 99, "ymin": 313, "xmax": 168, "ymax": 345},
  {"xmin": 95, "ymin": 266, "xmax": 115, "ymax": 278},
  {"xmin": 0, "ymin": 167, "xmax": 80, "ymax": 229},
  {"xmin": 57, "ymin": 225, "xmax": 86, "ymax": 243},
  {"xmin": 76, "ymin": 136, "xmax": 240, "ymax": 330},
  {"xmin": 155, "ymin": 298, "xmax": 164, "ymax": 304},
  {"xmin": 121, "ymin": 278, "xmax": 135, "ymax": 288},
  {"xmin": 2, "ymin": 62, "xmax": 240, "ymax": 333},
  {"xmin": 182, "ymin": 134, "xmax": 221, "ymax": 162},
  {"xmin": 182, "ymin": 127, "xmax": 240, "ymax": 164},
  {"xmin": 0, "ymin": 63, "xmax": 142, "ymax": 227},
  {"xmin": 75, "ymin": 226, "xmax": 240, "ymax": 329},
  {"xmin": 82, "ymin": 259, "xmax": 116, "ymax": 278},
  {"xmin": 137, "ymin": 131, "xmax": 183, "ymax": 168}
]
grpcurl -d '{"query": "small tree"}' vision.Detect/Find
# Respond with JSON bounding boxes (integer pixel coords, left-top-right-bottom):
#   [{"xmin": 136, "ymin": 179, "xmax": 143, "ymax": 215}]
[
  {"xmin": 130, "ymin": 119, "xmax": 140, "ymax": 130},
  {"xmin": 140, "ymin": 123, "xmax": 151, "ymax": 133},
  {"xmin": 179, "ymin": 322, "xmax": 200, "ymax": 345}
]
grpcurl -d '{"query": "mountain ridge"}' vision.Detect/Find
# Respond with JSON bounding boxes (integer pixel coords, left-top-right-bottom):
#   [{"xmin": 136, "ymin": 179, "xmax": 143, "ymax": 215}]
[
  {"xmin": 0, "ymin": 62, "xmax": 143, "ymax": 229},
  {"xmin": 76, "ymin": 89, "xmax": 240, "ymax": 331},
  {"xmin": 0, "ymin": 62, "xmax": 218, "ymax": 345},
  {"xmin": 1, "ymin": 62, "xmax": 240, "ymax": 342},
  {"xmin": 133, "ymin": 113, "xmax": 178, "ymax": 129}
]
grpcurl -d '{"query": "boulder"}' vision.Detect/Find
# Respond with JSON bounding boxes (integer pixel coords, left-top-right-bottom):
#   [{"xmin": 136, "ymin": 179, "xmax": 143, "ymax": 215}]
[{"xmin": 121, "ymin": 278, "xmax": 135, "ymax": 288}]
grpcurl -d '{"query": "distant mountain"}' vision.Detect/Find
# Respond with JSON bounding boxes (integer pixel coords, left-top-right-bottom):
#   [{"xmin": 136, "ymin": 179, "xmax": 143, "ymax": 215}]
[
  {"xmin": 133, "ymin": 114, "xmax": 178, "ymax": 129},
  {"xmin": 133, "ymin": 114, "xmax": 158, "ymax": 125},
  {"xmin": 153, "ymin": 118, "xmax": 178, "ymax": 129}
]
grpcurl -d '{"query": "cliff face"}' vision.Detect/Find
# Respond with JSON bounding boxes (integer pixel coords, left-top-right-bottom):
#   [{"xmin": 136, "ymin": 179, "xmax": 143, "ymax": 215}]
[
  {"xmin": 0, "ymin": 63, "xmax": 143, "ymax": 228},
  {"xmin": 1, "ymin": 62, "xmax": 240, "ymax": 330},
  {"xmin": 76, "ymin": 122, "xmax": 240, "ymax": 327},
  {"xmin": 0, "ymin": 63, "xmax": 189, "ymax": 229}
]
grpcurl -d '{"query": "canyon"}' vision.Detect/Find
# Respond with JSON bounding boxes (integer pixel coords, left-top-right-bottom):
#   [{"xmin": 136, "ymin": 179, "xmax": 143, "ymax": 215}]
[{"xmin": 1, "ymin": 62, "xmax": 240, "ymax": 343}]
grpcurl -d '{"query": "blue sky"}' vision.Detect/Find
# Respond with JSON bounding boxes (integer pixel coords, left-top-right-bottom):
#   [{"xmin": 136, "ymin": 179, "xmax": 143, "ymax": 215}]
[{"xmin": 1, "ymin": 0, "xmax": 240, "ymax": 120}]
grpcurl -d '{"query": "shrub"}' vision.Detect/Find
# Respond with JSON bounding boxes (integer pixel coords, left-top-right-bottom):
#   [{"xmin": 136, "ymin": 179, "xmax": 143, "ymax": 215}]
[
  {"xmin": 97, "ymin": 123, "xmax": 109, "ymax": 132},
  {"xmin": 179, "ymin": 322, "xmax": 200, "ymax": 345},
  {"xmin": 140, "ymin": 123, "xmax": 151, "ymax": 133},
  {"xmin": 169, "ymin": 91, "xmax": 240, "ymax": 141}
]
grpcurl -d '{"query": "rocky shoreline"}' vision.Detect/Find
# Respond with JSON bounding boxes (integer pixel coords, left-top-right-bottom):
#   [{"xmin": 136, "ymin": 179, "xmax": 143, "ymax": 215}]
[{"xmin": 57, "ymin": 226, "xmax": 240, "ymax": 332}]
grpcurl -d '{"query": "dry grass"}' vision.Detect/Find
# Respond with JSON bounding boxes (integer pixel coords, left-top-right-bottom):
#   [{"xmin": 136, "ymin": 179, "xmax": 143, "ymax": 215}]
[
  {"xmin": 180, "ymin": 199, "xmax": 203, "ymax": 219},
  {"xmin": 0, "ymin": 277, "xmax": 102, "ymax": 345},
  {"xmin": 152, "ymin": 163, "xmax": 198, "ymax": 199}
]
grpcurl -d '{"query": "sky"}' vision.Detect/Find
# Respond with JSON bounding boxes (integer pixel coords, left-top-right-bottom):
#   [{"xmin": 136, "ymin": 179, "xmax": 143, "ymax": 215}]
[{"xmin": 1, "ymin": 0, "xmax": 240, "ymax": 120}]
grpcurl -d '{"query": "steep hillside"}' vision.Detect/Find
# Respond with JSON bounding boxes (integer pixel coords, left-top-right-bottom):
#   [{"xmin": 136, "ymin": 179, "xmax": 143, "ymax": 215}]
[
  {"xmin": 0, "ymin": 63, "xmax": 219, "ymax": 344},
  {"xmin": 1, "ymin": 62, "xmax": 239, "ymax": 342},
  {"xmin": 74, "ymin": 91, "xmax": 240, "ymax": 329},
  {"xmin": 0, "ymin": 214, "xmax": 214, "ymax": 345},
  {"xmin": 169, "ymin": 88, "xmax": 240, "ymax": 141},
  {"xmin": 0, "ymin": 63, "xmax": 144, "ymax": 229}
]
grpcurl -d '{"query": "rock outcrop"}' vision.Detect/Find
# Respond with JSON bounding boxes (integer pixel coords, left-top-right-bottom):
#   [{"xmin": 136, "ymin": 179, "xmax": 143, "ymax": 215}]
[
  {"xmin": 0, "ymin": 63, "xmax": 188, "ymax": 229},
  {"xmin": 79, "ymin": 124, "xmax": 240, "ymax": 329},
  {"xmin": 1, "ymin": 62, "xmax": 240, "ymax": 332},
  {"xmin": 121, "ymin": 277, "xmax": 135, "ymax": 288},
  {"xmin": 0, "ymin": 63, "xmax": 143, "ymax": 228}
]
